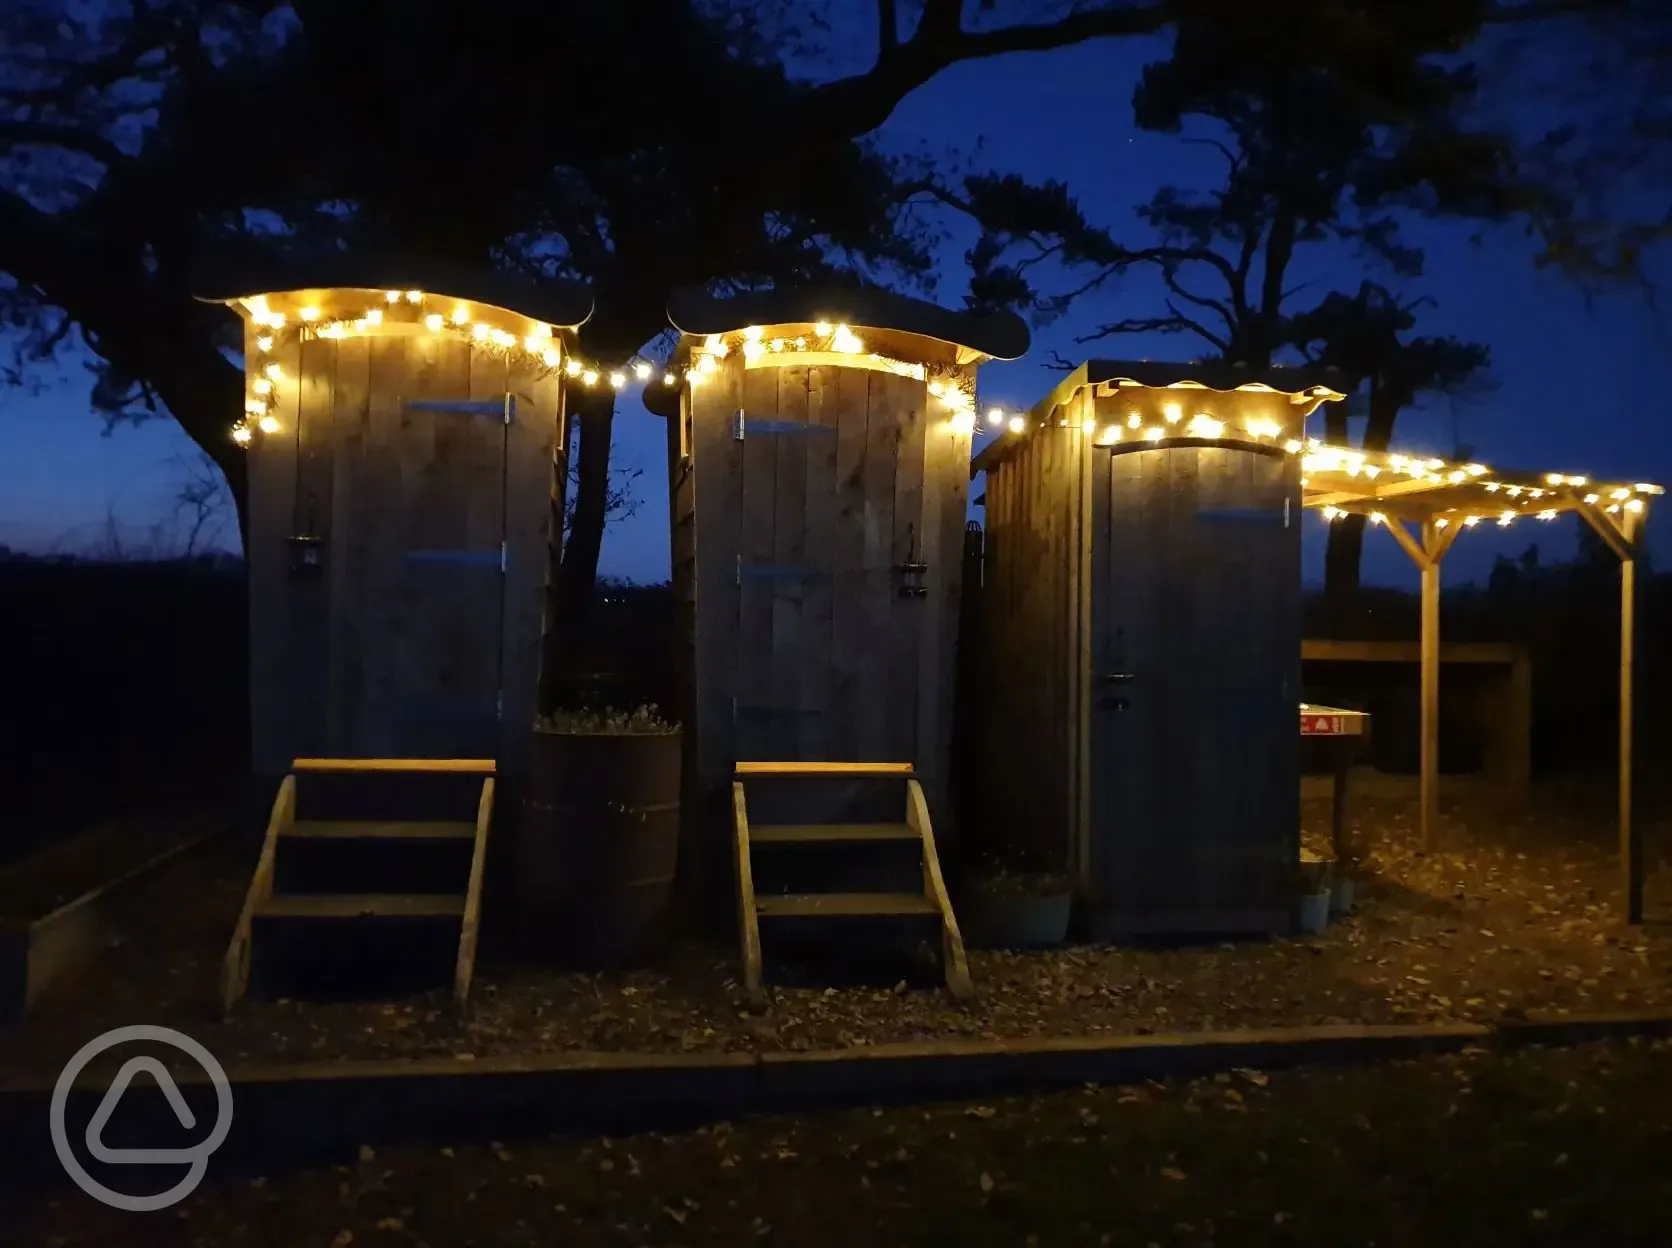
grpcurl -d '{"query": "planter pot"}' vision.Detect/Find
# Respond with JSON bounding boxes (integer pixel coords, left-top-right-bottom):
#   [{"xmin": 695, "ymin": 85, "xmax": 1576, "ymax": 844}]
[
  {"xmin": 963, "ymin": 883, "xmax": 1073, "ymax": 949},
  {"xmin": 1329, "ymin": 875, "xmax": 1355, "ymax": 915},
  {"xmin": 1298, "ymin": 889, "xmax": 1331, "ymax": 935},
  {"xmin": 518, "ymin": 729, "xmax": 682, "ymax": 968}
]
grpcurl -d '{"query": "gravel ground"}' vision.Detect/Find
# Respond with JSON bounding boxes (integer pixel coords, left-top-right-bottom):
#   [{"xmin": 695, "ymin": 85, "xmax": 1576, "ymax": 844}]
[
  {"xmin": 9, "ymin": 1038, "xmax": 1672, "ymax": 1246},
  {"xmin": 2, "ymin": 784, "xmax": 1669, "ymax": 1083}
]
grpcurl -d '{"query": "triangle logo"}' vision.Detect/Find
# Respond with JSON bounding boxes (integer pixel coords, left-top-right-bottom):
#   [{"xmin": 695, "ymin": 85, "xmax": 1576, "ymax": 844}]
[{"xmin": 85, "ymin": 1056, "xmax": 200, "ymax": 1164}]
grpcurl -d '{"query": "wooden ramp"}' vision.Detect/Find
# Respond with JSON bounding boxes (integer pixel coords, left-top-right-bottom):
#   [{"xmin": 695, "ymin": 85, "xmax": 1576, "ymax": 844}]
[
  {"xmin": 221, "ymin": 759, "xmax": 494, "ymax": 1014},
  {"xmin": 732, "ymin": 762, "xmax": 971, "ymax": 1005}
]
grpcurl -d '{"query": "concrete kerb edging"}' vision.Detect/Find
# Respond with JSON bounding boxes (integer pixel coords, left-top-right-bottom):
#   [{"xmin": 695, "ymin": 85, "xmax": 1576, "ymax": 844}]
[{"xmin": 4, "ymin": 1011, "xmax": 1667, "ymax": 1188}]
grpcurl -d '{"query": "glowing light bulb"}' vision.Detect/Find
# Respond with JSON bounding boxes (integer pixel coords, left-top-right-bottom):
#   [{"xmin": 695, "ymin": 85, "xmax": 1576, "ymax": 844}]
[
  {"xmin": 634, "ymin": 362, "xmax": 652, "ymax": 381},
  {"xmin": 1082, "ymin": 417, "xmax": 1098, "ymax": 433},
  {"xmin": 452, "ymin": 306, "xmax": 470, "ymax": 325},
  {"xmin": 950, "ymin": 411, "xmax": 976, "ymax": 436},
  {"xmin": 814, "ymin": 321, "xmax": 832, "ymax": 335},
  {"xmin": 255, "ymin": 336, "xmax": 273, "ymax": 352},
  {"xmin": 987, "ymin": 408, "xmax": 1004, "ymax": 427},
  {"xmin": 1008, "ymin": 415, "xmax": 1026, "ymax": 434},
  {"xmin": 471, "ymin": 323, "xmax": 491, "ymax": 341},
  {"xmin": 299, "ymin": 306, "xmax": 320, "ymax": 322},
  {"xmin": 365, "ymin": 308, "xmax": 383, "ymax": 326},
  {"xmin": 259, "ymin": 415, "xmax": 280, "ymax": 434},
  {"xmin": 582, "ymin": 369, "xmax": 599, "ymax": 386},
  {"xmin": 264, "ymin": 363, "xmax": 282, "ymax": 381},
  {"xmin": 663, "ymin": 373, "xmax": 677, "ymax": 386},
  {"xmin": 1145, "ymin": 426, "xmax": 1164, "ymax": 442},
  {"xmin": 385, "ymin": 290, "xmax": 401, "ymax": 303},
  {"xmin": 565, "ymin": 358, "xmax": 582, "ymax": 377},
  {"xmin": 542, "ymin": 348, "xmax": 561, "ymax": 368},
  {"xmin": 609, "ymin": 371, "xmax": 627, "ymax": 389},
  {"xmin": 405, "ymin": 290, "xmax": 422, "ymax": 304},
  {"xmin": 743, "ymin": 326, "xmax": 763, "ymax": 342},
  {"xmin": 253, "ymin": 378, "xmax": 272, "ymax": 396},
  {"xmin": 1163, "ymin": 402, "xmax": 1183, "ymax": 423},
  {"xmin": 424, "ymin": 314, "xmax": 443, "ymax": 332}
]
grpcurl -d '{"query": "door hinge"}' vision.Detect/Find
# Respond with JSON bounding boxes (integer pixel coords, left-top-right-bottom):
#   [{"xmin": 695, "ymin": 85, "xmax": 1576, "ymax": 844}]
[
  {"xmin": 500, "ymin": 541, "xmax": 508, "ymax": 573},
  {"xmin": 733, "ymin": 409, "xmax": 746, "ymax": 441},
  {"xmin": 503, "ymin": 393, "xmax": 515, "ymax": 426},
  {"xmin": 1284, "ymin": 497, "xmax": 1291, "ymax": 529}
]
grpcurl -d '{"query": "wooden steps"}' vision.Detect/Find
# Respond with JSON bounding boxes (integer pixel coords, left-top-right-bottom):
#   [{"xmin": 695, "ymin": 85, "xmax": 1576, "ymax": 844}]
[
  {"xmin": 756, "ymin": 892, "xmax": 938, "ymax": 918},
  {"xmin": 750, "ymin": 823, "xmax": 918, "ymax": 845},
  {"xmin": 732, "ymin": 763, "xmax": 972, "ymax": 1005},
  {"xmin": 256, "ymin": 893, "xmax": 467, "ymax": 919},
  {"xmin": 222, "ymin": 759, "xmax": 494, "ymax": 1014},
  {"xmin": 283, "ymin": 820, "xmax": 477, "ymax": 840}
]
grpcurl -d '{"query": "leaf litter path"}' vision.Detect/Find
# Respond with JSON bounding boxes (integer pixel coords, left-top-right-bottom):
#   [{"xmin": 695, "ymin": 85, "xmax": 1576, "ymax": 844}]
[
  {"xmin": 12, "ymin": 1039, "xmax": 1672, "ymax": 1246},
  {"xmin": 2, "ymin": 784, "xmax": 1670, "ymax": 1082}
]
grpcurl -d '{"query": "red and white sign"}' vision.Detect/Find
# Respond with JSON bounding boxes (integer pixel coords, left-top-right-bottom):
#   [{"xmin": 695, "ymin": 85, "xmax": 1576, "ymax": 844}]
[{"xmin": 1301, "ymin": 713, "xmax": 1345, "ymax": 736}]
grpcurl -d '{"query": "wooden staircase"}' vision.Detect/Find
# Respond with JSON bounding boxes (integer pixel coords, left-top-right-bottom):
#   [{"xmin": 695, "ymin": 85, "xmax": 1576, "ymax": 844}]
[
  {"xmin": 220, "ymin": 758, "xmax": 494, "ymax": 1014},
  {"xmin": 732, "ymin": 762, "xmax": 971, "ymax": 1005}
]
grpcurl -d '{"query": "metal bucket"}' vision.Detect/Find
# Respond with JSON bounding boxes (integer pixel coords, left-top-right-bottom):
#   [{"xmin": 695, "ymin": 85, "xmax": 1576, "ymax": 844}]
[{"xmin": 518, "ymin": 729, "xmax": 682, "ymax": 967}]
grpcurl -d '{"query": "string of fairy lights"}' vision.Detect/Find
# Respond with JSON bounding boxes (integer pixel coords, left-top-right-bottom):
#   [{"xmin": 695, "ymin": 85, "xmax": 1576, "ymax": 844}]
[
  {"xmin": 232, "ymin": 292, "xmax": 1038, "ymax": 447},
  {"xmin": 232, "ymin": 288, "xmax": 682, "ymax": 445},
  {"xmin": 227, "ymin": 302, "xmax": 1664, "ymax": 527}
]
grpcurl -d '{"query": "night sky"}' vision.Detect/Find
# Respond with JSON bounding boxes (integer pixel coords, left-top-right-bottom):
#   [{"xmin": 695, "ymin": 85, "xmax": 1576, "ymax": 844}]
[{"xmin": 3, "ymin": 35, "xmax": 1666, "ymax": 592}]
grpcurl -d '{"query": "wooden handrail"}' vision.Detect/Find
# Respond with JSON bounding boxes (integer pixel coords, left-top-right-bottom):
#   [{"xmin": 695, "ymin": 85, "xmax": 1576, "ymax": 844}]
[
  {"xmin": 907, "ymin": 779, "xmax": 972, "ymax": 1000},
  {"xmin": 732, "ymin": 781, "xmax": 765, "ymax": 1006},
  {"xmin": 220, "ymin": 774, "xmax": 295, "ymax": 1013},
  {"xmin": 290, "ymin": 758, "xmax": 496, "ymax": 775},
  {"xmin": 734, "ymin": 761, "xmax": 914, "ymax": 777},
  {"xmin": 452, "ymin": 777, "xmax": 495, "ymax": 1013}
]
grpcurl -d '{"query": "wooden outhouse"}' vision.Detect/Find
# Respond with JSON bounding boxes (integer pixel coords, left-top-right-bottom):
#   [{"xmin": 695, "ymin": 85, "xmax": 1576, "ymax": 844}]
[
  {"xmin": 198, "ymin": 258, "xmax": 592, "ymax": 796},
  {"xmin": 643, "ymin": 287, "xmax": 1028, "ymax": 903},
  {"xmin": 970, "ymin": 361, "xmax": 1345, "ymax": 938}
]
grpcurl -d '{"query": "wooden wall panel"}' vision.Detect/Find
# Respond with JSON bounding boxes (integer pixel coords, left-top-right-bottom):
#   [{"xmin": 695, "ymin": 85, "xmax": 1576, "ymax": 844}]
[
  {"xmin": 502, "ymin": 355, "xmax": 562, "ymax": 778},
  {"xmin": 688, "ymin": 354, "xmax": 746, "ymax": 906},
  {"xmin": 324, "ymin": 336, "xmax": 369, "ymax": 757},
  {"xmin": 246, "ymin": 324, "xmax": 302, "ymax": 782}
]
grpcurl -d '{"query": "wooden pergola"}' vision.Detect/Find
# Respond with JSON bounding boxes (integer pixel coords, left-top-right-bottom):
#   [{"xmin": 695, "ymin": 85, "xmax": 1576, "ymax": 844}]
[{"xmin": 1299, "ymin": 440, "xmax": 1663, "ymax": 922}]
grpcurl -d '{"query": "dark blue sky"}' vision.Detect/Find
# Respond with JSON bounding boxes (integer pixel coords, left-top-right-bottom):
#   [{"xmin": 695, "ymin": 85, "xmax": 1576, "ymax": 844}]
[{"xmin": 3, "ymin": 34, "xmax": 1666, "ymax": 591}]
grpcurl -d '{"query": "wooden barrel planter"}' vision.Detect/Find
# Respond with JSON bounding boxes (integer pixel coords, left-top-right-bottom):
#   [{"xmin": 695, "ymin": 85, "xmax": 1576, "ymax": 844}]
[{"xmin": 517, "ymin": 710, "xmax": 682, "ymax": 968}]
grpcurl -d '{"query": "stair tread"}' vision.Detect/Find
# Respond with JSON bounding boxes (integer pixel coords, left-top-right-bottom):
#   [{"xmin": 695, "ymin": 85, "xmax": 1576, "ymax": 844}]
[
  {"xmin": 256, "ymin": 893, "xmax": 467, "ymax": 919},
  {"xmin": 735, "ymin": 762, "xmax": 915, "ymax": 779},
  {"xmin": 751, "ymin": 823, "xmax": 919, "ymax": 845},
  {"xmin": 283, "ymin": 820, "xmax": 477, "ymax": 840},
  {"xmin": 756, "ymin": 892, "xmax": 938, "ymax": 918}
]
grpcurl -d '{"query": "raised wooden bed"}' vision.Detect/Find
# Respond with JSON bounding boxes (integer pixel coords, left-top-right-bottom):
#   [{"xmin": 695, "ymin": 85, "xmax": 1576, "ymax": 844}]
[{"xmin": 0, "ymin": 814, "xmax": 226, "ymax": 1022}]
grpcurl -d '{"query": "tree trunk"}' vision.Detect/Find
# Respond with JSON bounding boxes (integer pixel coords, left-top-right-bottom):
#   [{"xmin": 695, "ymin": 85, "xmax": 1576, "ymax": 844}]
[
  {"xmin": 552, "ymin": 384, "xmax": 616, "ymax": 660},
  {"xmin": 1322, "ymin": 376, "xmax": 1403, "ymax": 633}
]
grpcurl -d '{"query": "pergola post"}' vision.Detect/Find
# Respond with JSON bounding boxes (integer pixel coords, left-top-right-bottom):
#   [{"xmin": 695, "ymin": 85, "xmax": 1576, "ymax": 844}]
[
  {"xmin": 1574, "ymin": 496, "xmax": 1643, "ymax": 923},
  {"xmin": 1382, "ymin": 518, "xmax": 1458, "ymax": 852}
]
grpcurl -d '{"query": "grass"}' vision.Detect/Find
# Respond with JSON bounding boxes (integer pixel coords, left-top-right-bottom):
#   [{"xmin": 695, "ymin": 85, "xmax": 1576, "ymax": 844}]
[{"xmin": 11, "ymin": 1039, "xmax": 1672, "ymax": 1246}]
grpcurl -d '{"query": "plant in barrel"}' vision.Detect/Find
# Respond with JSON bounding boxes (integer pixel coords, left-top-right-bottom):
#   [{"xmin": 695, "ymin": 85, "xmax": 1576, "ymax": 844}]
[{"xmin": 520, "ymin": 705, "xmax": 683, "ymax": 966}]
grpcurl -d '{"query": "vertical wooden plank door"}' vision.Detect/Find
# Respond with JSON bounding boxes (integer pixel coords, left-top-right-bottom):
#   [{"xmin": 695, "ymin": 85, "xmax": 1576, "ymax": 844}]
[
  {"xmin": 1090, "ymin": 444, "xmax": 1300, "ymax": 934},
  {"xmin": 332, "ymin": 340, "xmax": 509, "ymax": 762},
  {"xmin": 732, "ymin": 368, "xmax": 926, "ymax": 770}
]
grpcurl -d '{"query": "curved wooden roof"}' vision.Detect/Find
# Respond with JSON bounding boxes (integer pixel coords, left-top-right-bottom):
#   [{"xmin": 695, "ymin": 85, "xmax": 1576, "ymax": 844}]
[
  {"xmin": 666, "ymin": 286, "xmax": 1030, "ymax": 362},
  {"xmin": 643, "ymin": 286, "xmax": 1029, "ymax": 418},
  {"xmin": 193, "ymin": 250, "xmax": 594, "ymax": 330}
]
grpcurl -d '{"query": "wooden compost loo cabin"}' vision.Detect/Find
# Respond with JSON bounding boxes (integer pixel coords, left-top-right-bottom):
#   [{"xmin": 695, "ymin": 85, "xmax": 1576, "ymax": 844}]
[
  {"xmin": 196, "ymin": 257, "xmax": 591, "ymax": 1007},
  {"xmin": 971, "ymin": 361, "xmax": 1347, "ymax": 938},
  {"xmin": 642, "ymin": 287, "xmax": 1029, "ymax": 938}
]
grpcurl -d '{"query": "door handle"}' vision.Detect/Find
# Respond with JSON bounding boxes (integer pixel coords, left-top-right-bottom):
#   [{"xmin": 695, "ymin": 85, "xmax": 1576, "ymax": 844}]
[{"xmin": 1102, "ymin": 672, "xmax": 1136, "ymax": 684}]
